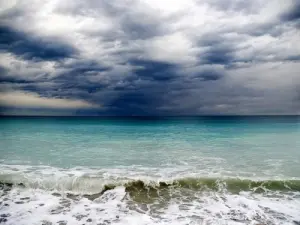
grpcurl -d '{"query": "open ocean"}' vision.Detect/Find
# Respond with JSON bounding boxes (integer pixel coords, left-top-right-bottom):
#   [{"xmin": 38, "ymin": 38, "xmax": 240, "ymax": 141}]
[{"xmin": 0, "ymin": 116, "xmax": 300, "ymax": 225}]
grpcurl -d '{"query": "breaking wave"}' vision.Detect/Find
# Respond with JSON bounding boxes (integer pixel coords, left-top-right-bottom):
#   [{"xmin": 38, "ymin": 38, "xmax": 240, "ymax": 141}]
[{"xmin": 1, "ymin": 173, "xmax": 300, "ymax": 195}]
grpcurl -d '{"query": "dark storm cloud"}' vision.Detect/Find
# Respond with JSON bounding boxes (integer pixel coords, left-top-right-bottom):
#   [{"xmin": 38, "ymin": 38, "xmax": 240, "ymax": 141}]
[
  {"xmin": 201, "ymin": 45, "xmax": 235, "ymax": 65},
  {"xmin": 108, "ymin": 91, "xmax": 161, "ymax": 115},
  {"xmin": 0, "ymin": 76, "xmax": 34, "ymax": 84},
  {"xmin": 104, "ymin": 59, "xmax": 226, "ymax": 115},
  {"xmin": 130, "ymin": 59, "xmax": 178, "ymax": 81},
  {"xmin": 91, "ymin": 60, "xmax": 179, "ymax": 115},
  {"xmin": 44, "ymin": 59, "xmax": 181, "ymax": 114},
  {"xmin": 59, "ymin": 60, "xmax": 112, "ymax": 77},
  {"xmin": 62, "ymin": 59, "xmax": 179, "ymax": 115},
  {"xmin": 0, "ymin": 25, "xmax": 77, "ymax": 61},
  {"xmin": 197, "ymin": 34, "xmax": 236, "ymax": 66},
  {"xmin": 33, "ymin": 66, "xmax": 112, "ymax": 101},
  {"xmin": 52, "ymin": 73, "xmax": 108, "ymax": 96},
  {"xmin": 281, "ymin": 1, "xmax": 300, "ymax": 22}
]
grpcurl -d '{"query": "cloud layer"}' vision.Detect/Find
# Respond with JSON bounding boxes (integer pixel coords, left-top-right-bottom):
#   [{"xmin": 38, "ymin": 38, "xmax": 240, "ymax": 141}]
[
  {"xmin": 0, "ymin": 91, "xmax": 97, "ymax": 108},
  {"xmin": 0, "ymin": 0, "xmax": 299, "ymax": 115}
]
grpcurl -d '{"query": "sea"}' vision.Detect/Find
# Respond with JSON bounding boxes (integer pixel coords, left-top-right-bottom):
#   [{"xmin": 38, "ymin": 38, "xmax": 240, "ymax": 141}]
[{"xmin": 0, "ymin": 116, "xmax": 300, "ymax": 225}]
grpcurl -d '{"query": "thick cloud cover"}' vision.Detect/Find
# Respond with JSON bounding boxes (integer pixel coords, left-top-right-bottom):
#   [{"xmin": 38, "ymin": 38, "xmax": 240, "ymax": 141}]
[{"xmin": 0, "ymin": 0, "xmax": 299, "ymax": 115}]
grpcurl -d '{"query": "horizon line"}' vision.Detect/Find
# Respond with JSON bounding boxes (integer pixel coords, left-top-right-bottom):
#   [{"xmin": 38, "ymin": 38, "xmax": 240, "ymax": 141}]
[{"xmin": 1, "ymin": 115, "xmax": 299, "ymax": 118}]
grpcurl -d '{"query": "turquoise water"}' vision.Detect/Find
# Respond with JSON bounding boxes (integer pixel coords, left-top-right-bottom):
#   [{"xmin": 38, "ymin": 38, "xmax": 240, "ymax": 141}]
[
  {"xmin": 1, "ymin": 116, "xmax": 300, "ymax": 225},
  {"xmin": 1, "ymin": 116, "xmax": 300, "ymax": 177}
]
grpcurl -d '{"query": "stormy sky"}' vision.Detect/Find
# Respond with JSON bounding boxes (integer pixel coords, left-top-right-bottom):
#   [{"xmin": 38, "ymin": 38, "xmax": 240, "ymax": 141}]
[{"xmin": 0, "ymin": 0, "xmax": 299, "ymax": 116}]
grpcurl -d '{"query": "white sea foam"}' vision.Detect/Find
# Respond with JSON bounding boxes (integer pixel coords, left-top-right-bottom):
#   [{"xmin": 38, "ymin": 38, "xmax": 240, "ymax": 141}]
[
  {"xmin": 1, "ymin": 185, "xmax": 300, "ymax": 225},
  {"xmin": 1, "ymin": 164, "xmax": 300, "ymax": 224}
]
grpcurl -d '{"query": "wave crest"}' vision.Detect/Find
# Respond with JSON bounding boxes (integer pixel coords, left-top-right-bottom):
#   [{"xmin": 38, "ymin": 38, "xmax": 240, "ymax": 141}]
[{"xmin": 1, "ymin": 175, "xmax": 300, "ymax": 197}]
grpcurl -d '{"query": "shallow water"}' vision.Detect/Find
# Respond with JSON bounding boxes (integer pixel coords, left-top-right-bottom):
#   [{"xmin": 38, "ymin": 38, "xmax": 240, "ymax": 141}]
[{"xmin": 0, "ymin": 116, "xmax": 300, "ymax": 225}]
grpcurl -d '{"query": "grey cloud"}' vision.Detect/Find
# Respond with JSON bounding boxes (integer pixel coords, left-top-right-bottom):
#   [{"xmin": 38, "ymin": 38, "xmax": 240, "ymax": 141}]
[
  {"xmin": 0, "ymin": 26, "xmax": 77, "ymax": 61},
  {"xmin": 281, "ymin": 1, "xmax": 300, "ymax": 22},
  {"xmin": 205, "ymin": 0, "xmax": 259, "ymax": 13},
  {"xmin": 0, "ymin": 0, "xmax": 299, "ymax": 115}
]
